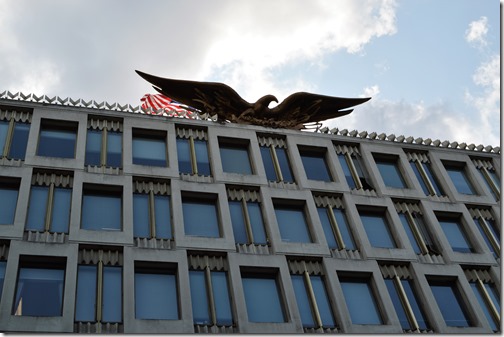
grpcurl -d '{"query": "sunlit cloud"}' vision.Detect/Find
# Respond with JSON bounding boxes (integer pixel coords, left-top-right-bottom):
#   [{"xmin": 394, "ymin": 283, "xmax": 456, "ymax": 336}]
[{"xmin": 465, "ymin": 16, "xmax": 488, "ymax": 48}]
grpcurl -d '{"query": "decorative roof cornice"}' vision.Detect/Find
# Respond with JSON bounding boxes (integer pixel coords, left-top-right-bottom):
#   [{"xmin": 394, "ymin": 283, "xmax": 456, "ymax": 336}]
[{"xmin": 0, "ymin": 90, "xmax": 500, "ymax": 155}]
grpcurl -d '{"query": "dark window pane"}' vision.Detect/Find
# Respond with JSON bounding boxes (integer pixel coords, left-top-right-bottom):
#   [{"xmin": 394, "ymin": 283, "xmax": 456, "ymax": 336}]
[
  {"xmin": 132, "ymin": 136, "xmax": 166, "ymax": 167},
  {"xmin": 9, "ymin": 122, "xmax": 30, "ymax": 160},
  {"xmin": 484, "ymin": 283, "xmax": 500, "ymax": 313},
  {"xmin": 410, "ymin": 162, "xmax": 429, "ymax": 195},
  {"xmin": 106, "ymin": 131, "xmax": 122, "ymax": 167},
  {"xmin": 85, "ymin": 129, "xmax": 102, "ymax": 166},
  {"xmin": 311, "ymin": 276, "xmax": 336, "ymax": 327},
  {"xmin": 75, "ymin": 265, "xmax": 97, "ymax": 322},
  {"xmin": 340, "ymin": 278, "xmax": 382, "ymax": 325},
  {"xmin": 25, "ymin": 186, "xmax": 49, "ymax": 231},
  {"xmin": 360, "ymin": 212, "xmax": 396, "ymax": 248},
  {"xmin": 429, "ymin": 281, "xmax": 471, "ymax": 327},
  {"xmin": 385, "ymin": 279, "xmax": 410, "ymax": 329},
  {"xmin": 276, "ymin": 148, "xmax": 294, "ymax": 183},
  {"xmin": 38, "ymin": 128, "xmax": 76, "ymax": 158},
  {"xmin": 211, "ymin": 271, "xmax": 233, "ymax": 325},
  {"xmin": 291, "ymin": 274, "xmax": 315, "ymax": 327},
  {"xmin": 50, "ymin": 188, "xmax": 71, "ymax": 233},
  {"xmin": 275, "ymin": 207, "xmax": 312, "ymax": 243},
  {"xmin": 154, "ymin": 195, "xmax": 172, "ymax": 239},
  {"xmin": 189, "ymin": 270, "xmax": 211, "ymax": 324},
  {"xmin": 446, "ymin": 167, "xmax": 475, "ymax": 195},
  {"xmin": 338, "ymin": 154, "xmax": 356, "ymax": 189},
  {"xmin": 176, "ymin": 138, "xmax": 192, "ymax": 174},
  {"xmin": 133, "ymin": 194, "xmax": 150, "ymax": 238},
  {"xmin": 438, "ymin": 219, "xmax": 473, "ymax": 253},
  {"xmin": 260, "ymin": 146, "xmax": 277, "ymax": 181},
  {"xmin": 194, "ymin": 139, "xmax": 211, "ymax": 176},
  {"xmin": 401, "ymin": 279, "xmax": 428, "ymax": 330},
  {"xmin": 486, "ymin": 219, "xmax": 500, "ymax": 245},
  {"xmin": 0, "ymin": 186, "xmax": 18, "ymax": 225},
  {"xmin": 398, "ymin": 213, "xmax": 421, "ymax": 254},
  {"xmin": 0, "ymin": 261, "xmax": 6, "ymax": 300},
  {"xmin": 82, "ymin": 193, "xmax": 122, "ymax": 231},
  {"xmin": 247, "ymin": 202, "xmax": 267, "ymax": 244},
  {"xmin": 0, "ymin": 120, "xmax": 8, "ymax": 155},
  {"xmin": 220, "ymin": 145, "xmax": 252, "ymax": 174},
  {"xmin": 13, "ymin": 267, "xmax": 65, "ymax": 316},
  {"xmin": 334, "ymin": 209, "xmax": 356, "ymax": 250},
  {"xmin": 470, "ymin": 283, "xmax": 498, "ymax": 331},
  {"xmin": 229, "ymin": 201, "xmax": 248, "ymax": 244},
  {"xmin": 183, "ymin": 199, "xmax": 220, "ymax": 237},
  {"xmin": 422, "ymin": 163, "xmax": 444, "ymax": 196},
  {"xmin": 242, "ymin": 275, "xmax": 285, "ymax": 323},
  {"xmin": 376, "ymin": 160, "xmax": 406, "ymax": 188},
  {"xmin": 385, "ymin": 279, "xmax": 428, "ymax": 330},
  {"xmin": 301, "ymin": 153, "xmax": 332, "ymax": 182},
  {"xmin": 473, "ymin": 219, "xmax": 496, "ymax": 257},
  {"xmin": 135, "ymin": 272, "xmax": 178, "ymax": 320},
  {"xmin": 318, "ymin": 208, "xmax": 338, "ymax": 249},
  {"xmin": 102, "ymin": 266, "xmax": 122, "ymax": 323}
]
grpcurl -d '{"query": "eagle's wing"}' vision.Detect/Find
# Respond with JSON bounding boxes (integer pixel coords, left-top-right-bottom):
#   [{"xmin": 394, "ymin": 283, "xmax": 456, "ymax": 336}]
[
  {"xmin": 271, "ymin": 92, "xmax": 371, "ymax": 124},
  {"xmin": 136, "ymin": 70, "xmax": 252, "ymax": 119}
]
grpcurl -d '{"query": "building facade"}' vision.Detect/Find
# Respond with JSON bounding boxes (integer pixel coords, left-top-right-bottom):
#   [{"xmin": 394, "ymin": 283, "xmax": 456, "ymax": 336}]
[{"xmin": 0, "ymin": 94, "xmax": 500, "ymax": 333}]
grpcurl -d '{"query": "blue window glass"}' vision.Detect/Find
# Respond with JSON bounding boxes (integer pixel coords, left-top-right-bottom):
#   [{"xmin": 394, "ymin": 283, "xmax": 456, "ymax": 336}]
[
  {"xmin": 154, "ymin": 195, "xmax": 172, "ymax": 239},
  {"xmin": 470, "ymin": 282, "xmax": 499, "ymax": 331},
  {"xmin": 135, "ymin": 270, "xmax": 178, "ymax": 320},
  {"xmin": 0, "ymin": 120, "xmax": 8, "ymax": 155},
  {"xmin": 132, "ymin": 135, "xmax": 167, "ymax": 167},
  {"xmin": 0, "ymin": 184, "xmax": 19, "ymax": 225},
  {"xmin": 317, "ymin": 207, "xmax": 356, "ymax": 250},
  {"xmin": 220, "ymin": 144, "xmax": 252, "ymax": 174},
  {"xmin": 445, "ymin": 166, "xmax": 475, "ymax": 195},
  {"xmin": 398, "ymin": 213, "xmax": 421, "ymax": 254},
  {"xmin": 176, "ymin": 138, "xmax": 192, "ymax": 174},
  {"xmin": 260, "ymin": 146, "xmax": 294, "ymax": 183},
  {"xmin": 81, "ymin": 191, "xmax": 122, "ymax": 231},
  {"xmin": 176, "ymin": 137, "xmax": 211, "ymax": 176},
  {"xmin": 106, "ymin": 131, "xmax": 122, "ymax": 167},
  {"xmin": 340, "ymin": 278, "xmax": 382, "ymax": 325},
  {"xmin": 375, "ymin": 158, "xmax": 406, "ymax": 188},
  {"xmin": 410, "ymin": 162, "xmax": 429, "ymax": 195},
  {"xmin": 189, "ymin": 270, "xmax": 211, "ymax": 324},
  {"xmin": 484, "ymin": 282, "xmax": 500, "ymax": 313},
  {"xmin": 194, "ymin": 139, "xmax": 211, "ymax": 176},
  {"xmin": 50, "ymin": 188, "xmax": 71, "ymax": 233},
  {"xmin": 133, "ymin": 193, "xmax": 172, "ymax": 239},
  {"xmin": 25, "ymin": 186, "xmax": 49, "ymax": 231},
  {"xmin": 85, "ymin": 129, "xmax": 102, "ymax": 166},
  {"xmin": 276, "ymin": 147, "xmax": 294, "ymax": 183},
  {"xmin": 338, "ymin": 154, "xmax": 356, "ymax": 189},
  {"xmin": 75, "ymin": 265, "xmax": 97, "ymax": 322},
  {"xmin": 38, "ymin": 125, "xmax": 77, "ymax": 158},
  {"xmin": 473, "ymin": 219, "xmax": 498, "ymax": 257},
  {"xmin": 229, "ymin": 200, "xmax": 267, "ymax": 245},
  {"xmin": 260, "ymin": 146, "xmax": 277, "ymax": 181},
  {"xmin": 211, "ymin": 271, "xmax": 233, "ymax": 325},
  {"xmin": 242, "ymin": 274, "xmax": 285, "ymax": 323},
  {"xmin": 182, "ymin": 198, "xmax": 220, "ymax": 237},
  {"xmin": 438, "ymin": 218, "xmax": 474, "ymax": 253},
  {"xmin": 300, "ymin": 152, "xmax": 332, "ymax": 182},
  {"xmin": 360, "ymin": 212, "xmax": 396, "ymax": 248},
  {"xmin": 13, "ymin": 267, "xmax": 65, "ymax": 316},
  {"xmin": 9, "ymin": 122, "xmax": 30, "ymax": 160},
  {"xmin": 0, "ymin": 261, "xmax": 6, "ymax": 300},
  {"xmin": 275, "ymin": 206, "xmax": 312, "ymax": 243},
  {"xmin": 429, "ymin": 280, "xmax": 471, "ymax": 327},
  {"xmin": 422, "ymin": 162, "xmax": 444, "ymax": 196},
  {"xmin": 385, "ymin": 279, "xmax": 428, "ymax": 330},
  {"xmin": 102, "ymin": 266, "xmax": 122, "ymax": 323},
  {"xmin": 291, "ymin": 274, "xmax": 316, "ymax": 327},
  {"xmin": 133, "ymin": 194, "xmax": 150, "ymax": 238}
]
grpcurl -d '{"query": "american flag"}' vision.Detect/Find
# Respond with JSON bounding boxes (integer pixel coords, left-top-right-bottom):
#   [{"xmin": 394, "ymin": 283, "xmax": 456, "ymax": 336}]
[{"xmin": 140, "ymin": 93, "xmax": 197, "ymax": 118}]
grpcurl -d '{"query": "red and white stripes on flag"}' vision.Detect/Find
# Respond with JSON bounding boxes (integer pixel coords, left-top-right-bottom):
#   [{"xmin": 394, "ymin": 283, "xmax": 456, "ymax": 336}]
[{"xmin": 140, "ymin": 93, "xmax": 196, "ymax": 118}]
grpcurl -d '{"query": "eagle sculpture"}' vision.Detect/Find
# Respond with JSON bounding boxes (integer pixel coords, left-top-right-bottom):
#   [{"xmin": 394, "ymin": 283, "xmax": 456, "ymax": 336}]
[{"xmin": 136, "ymin": 70, "xmax": 371, "ymax": 130}]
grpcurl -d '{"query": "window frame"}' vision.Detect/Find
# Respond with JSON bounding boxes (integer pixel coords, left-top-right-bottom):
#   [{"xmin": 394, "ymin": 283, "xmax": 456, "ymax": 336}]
[
  {"xmin": 428, "ymin": 278, "xmax": 473, "ymax": 328},
  {"xmin": 258, "ymin": 135, "xmax": 295, "ymax": 183},
  {"xmin": 227, "ymin": 188, "xmax": 268, "ymax": 245},
  {"xmin": 0, "ymin": 178, "xmax": 20, "ymax": 225},
  {"xmin": 298, "ymin": 146, "xmax": 333, "ymax": 182},
  {"xmin": 273, "ymin": 202, "xmax": 313, "ymax": 244},
  {"xmin": 182, "ymin": 194, "xmax": 221, "ymax": 238},
  {"xmin": 374, "ymin": 155, "xmax": 407, "ymax": 189},
  {"xmin": 358, "ymin": 208, "xmax": 397, "ymax": 249},
  {"xmin": 81, "ymin": 185, "xmax": 123, "ymax": 232},
  {"xmin": 37, "ymin": 119, "xmax": 78, "ymax": 159},
  {"xmin": 219, "ymin": 137, "xmax": 253, "ymax": 175},
  {"xmin": 444, "ymin": 162, "xmax": 477, "ymax": 196},
  {"xmin": 132, "ymin": 128, "xmax": 168, "ymax": 167},
  {"xmin": 0, "ymin": 118, "xmax": 31, "ymax": 160},
  {"xmin": 85, "ymin": 120, "xmax": 123, "ymax": 168},
  {"xmin": 176, "ymin": 127, "xmax": 211, "ymax": 176},
  {"xmin": 133, "ymin": 180, "xmax": 172, "ymax": 240},
  {"xmin": 436, "ymin": 214, "xmax": 475, "ymax": 254}
]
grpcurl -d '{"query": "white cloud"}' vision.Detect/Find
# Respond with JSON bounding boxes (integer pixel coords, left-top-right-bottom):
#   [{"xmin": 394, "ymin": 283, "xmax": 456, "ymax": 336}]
[{"xmin": 465, "ymin": 16, "xmax": 488, "ymax": 47}]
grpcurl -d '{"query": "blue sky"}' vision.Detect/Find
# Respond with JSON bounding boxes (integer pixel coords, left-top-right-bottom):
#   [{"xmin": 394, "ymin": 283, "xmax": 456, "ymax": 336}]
[{"xmin": 0, "ymin": 0, "xmax": 500, "ymax": 146}]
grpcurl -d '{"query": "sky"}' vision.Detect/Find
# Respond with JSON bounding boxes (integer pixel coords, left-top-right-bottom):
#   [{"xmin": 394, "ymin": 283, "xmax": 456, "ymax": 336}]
[{"xmin": 0, "ymin": 0, "xmax": 500, "ymax": 146}]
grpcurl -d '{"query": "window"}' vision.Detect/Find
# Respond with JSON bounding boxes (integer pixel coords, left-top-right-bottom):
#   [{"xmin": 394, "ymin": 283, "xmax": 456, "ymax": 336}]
[
  {"xmin": 444, "ymin": 163, "xmax": 476, "ymax": 195},
  {"xmin": 258, "ymin": 135, "xmax": 294, "ymax": 183},
  {"xmin": 374, "ymin": 156, "xmax": 406, "ymax": 189},
  {"xmin": 227, "ymin": 188, "xmax": 267, "ymax": 245},
  {"xmin": 176, "ymin": 127, "xmax": 210, "ymax": 176},
  {"xmin": 359, "ymin": 210, "xmax": 396, "ymax": 248},
  {"xmin": 37, "ymin": 119, "xmax": 77, "ymax": 158},
  {"xmin": 0, "ymin": 260, "xmax": 6, "ymax": 300},
  {"xmin": 380, "ymin": 265, "xmax": 429, "ymax": 331},
  {"xmin": 75, "ymin": 249, "xmax": 122, "ymax": 324},
  {"xmin": 428, "ymin": 279, "xmax": 471, "ymax": 327},
  {"xmin": 133, "ymin": 180, "xmax": 172, "ymax": 240},
  {"xmin": 85, "ymin": 119, "xmax": 122, "ymax": 167},
  {"xmin": 472, "ymin": 158, "xmax": 500, "ymax": 200},
  {"xmin": 13, "ymin": 257, "xmax": 66, "ymax": 317},
  {"xmin": 334, "ymin": 143, "xmax": 373, "ymax": 190},
  {"xmin": 219, "ymin": 138, "xmax": 252, "ymax": 174},
  {"xmin": 289, "ymin": 260, "xmax": 336, "ymax": 329},
  {"xmin": 182, "ymin": 195, "xmax": 220, "ymax": 237},
  {"xmin": 465, "ymin": 269, "xmax": 500, "ymax": 332},
  {"xmin": 0, "ymin": 114, "xmax": 30, "ymax": 160},
  {"xmin": 437, "ymin": 215, "xmax": 474, "ymax": 253},
  {"xmin": 132, "ymin": 129, "xmax": 167, "ymax": 167},
  {"xmin": 81, "ymin": 185, "xmax": 122, "ymax": 231},
  {"xmin": 299, "ymin": 147, "xmax": 332, "ymax": 182},
  {"xmin": 314, "ymin": 195, "xmax": 355, "ymax": 250},
  {"xmin": 135, "ymin": 263, "xmax": 178, "ymax": 320},
  {"xmin": 274, "ymin": 203, "xmax": 312, "ymax": 243},
  {"xmin": 25, "ymin": 172, "xmax": 72, "ymax": 234},
  {"xmin": 241, "ymin": 271, "xmax": 286, "ymax": 323},
  {"xmin": 339, "ymin": 275, "xmax": 382, "ymax": 325},
  {"xmin": 468, "ymin": 208, "xmax": 500, "ymax": 258},
  {"xmin": 188, "ymin": 255, "xmax": 233, "ymax": 326},
  {"xmin": 0, "ymin": 179, "xmax": 19, "ymax": 225},
  {"xmin": 395, "ymin": 202, "xmax": 437, "ymax": 255},
  {"xmin": 406, "ymin": 152, "xmax": 444, "ymax": 196}
]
